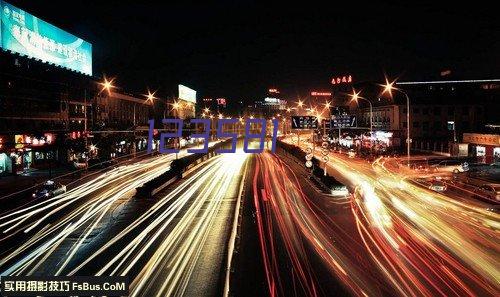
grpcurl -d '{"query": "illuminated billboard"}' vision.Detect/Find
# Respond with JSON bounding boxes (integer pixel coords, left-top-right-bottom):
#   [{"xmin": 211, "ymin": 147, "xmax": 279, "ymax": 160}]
[
  {"xmin": 0, "ymin": 1, "xmax": 93, "ymax": 75},
  {"xmin": 178, "ymin": 84, "xmax": 196, "ymax": 103}
]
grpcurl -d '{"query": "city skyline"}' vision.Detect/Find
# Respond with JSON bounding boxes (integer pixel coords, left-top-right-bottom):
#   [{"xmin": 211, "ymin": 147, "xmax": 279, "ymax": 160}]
[{"xmin": 6, "ymin": 0, "xmax": 499, "ymax": 103}]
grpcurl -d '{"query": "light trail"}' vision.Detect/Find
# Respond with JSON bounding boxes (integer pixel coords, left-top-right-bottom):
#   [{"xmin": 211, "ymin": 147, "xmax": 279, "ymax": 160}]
[
  {"xmin": 267, "ymin": 137, "xmax": 500, "ymax": 296},
  {"xmin": 0, "ymin": 143, "xmax": 248, "ymax": 297},
  {"xmin": 253, "ymin": 152, "xmax": 386, "ymax": 297}
]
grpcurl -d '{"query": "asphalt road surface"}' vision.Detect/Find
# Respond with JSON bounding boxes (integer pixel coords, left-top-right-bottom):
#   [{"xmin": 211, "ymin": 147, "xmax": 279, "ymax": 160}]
[{"xmin": 0, "ymin": 148, "xmax": 248, "ymax": 297}]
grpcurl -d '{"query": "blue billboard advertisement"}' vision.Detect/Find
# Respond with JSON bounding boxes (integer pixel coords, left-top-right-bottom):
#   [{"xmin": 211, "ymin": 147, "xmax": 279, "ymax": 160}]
[{"xmin": 0, "ymin": 1, "xmax": 92, "ymax": 75}]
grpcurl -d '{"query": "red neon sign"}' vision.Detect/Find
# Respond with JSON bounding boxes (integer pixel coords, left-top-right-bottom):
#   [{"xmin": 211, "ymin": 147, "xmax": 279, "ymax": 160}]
[
  {"xmin": 216, "ymin": 98, "xmax": 227, "ymax": 106},
  {"xmin": 311, "ymin": 91, "xmax": 332, "ymax": 96},
  {"xmin": 331, "ymin": 75, "xmax": 353, "ymax": 85}
]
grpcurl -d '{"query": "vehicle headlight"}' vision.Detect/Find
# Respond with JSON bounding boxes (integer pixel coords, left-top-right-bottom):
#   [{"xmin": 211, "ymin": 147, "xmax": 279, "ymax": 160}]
[
  {"xmin": 45, "ymin": 193, "xmax": 50, "ymax": 197},
  {"xmin": 32, "ymin": 193, "xmax": 36, "ymax": 198}
]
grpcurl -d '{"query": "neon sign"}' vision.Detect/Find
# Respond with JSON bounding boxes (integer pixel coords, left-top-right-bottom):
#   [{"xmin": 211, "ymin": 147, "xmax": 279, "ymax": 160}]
[
  {"xmin": 331, "ymin": 75, "xmax": 353, "ymax": 85},
  {"xmin": 216, "ymin": 98, "xmax": 227, "ymax": 106},
  {"xmin": 311, "ymin": 91, "xmax": 332, "ymax": 96}
]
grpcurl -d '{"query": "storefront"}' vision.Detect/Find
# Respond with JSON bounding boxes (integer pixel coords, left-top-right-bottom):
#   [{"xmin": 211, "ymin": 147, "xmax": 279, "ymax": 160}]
[
  {"xmin": 339, "ymin": 135, "xmax": 354, "ymax": 148},
  {"xmin": 360, "ymin": 131, "xmax": 398, "ymax": 152},
  {"xmin": 14, "ymin": 133, "xmax": 59, "ymax": 171},
  {"xmin": 0, "ymin": 136, "xmax": 6, "ymax": 174},
  {"xmin": 0, "ymin": 153, "xmax": 12, "ymax": 175},
  {"xmin": 463, "ymin": 133, "xmax": 500, "ymax": 164},
  {"xmin": 494, "ymin": 147, "xmax": 500, "ymax": 162}
]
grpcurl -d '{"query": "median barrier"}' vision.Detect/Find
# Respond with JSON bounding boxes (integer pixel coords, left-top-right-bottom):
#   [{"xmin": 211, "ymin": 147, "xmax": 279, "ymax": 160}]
[
  {"xmin": 276, "ymin": 139, "xmax": 342, "ymax": 191},
  {"xmin": 136, "ymin": 139, "xmax": 233, "ymax": 198}
]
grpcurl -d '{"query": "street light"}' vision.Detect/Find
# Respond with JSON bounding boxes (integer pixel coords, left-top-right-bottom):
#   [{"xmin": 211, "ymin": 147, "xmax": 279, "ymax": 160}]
[
  {"xmin": 382, "ymin": 78, "xmax": 411, "ymax": 166},
  {"xmin": 172, "ymin": 101, "xmax": 180, "ymax": 110},
  {"xmin": 324, "ymin": 100, "xmax": 331, "ymax": 109},
  {"xmin": 350, "ymin": 89, "xmax": 373, "ymax": 152},
  {"xmin": 100, "ymin": 77, "xmax": 115, "ymax": 94},
  {"xmin": 382, "ymin": 78, "xmax": 394, "ymax": 98},
  {"xmin": 146, "ymin": 90, "xmax": 156, "ymax": 102}
]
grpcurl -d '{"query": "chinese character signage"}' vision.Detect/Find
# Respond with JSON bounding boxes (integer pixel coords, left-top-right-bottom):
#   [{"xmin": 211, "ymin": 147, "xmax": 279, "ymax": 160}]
[
  {"xmin": 330, "ymin": 115, "xmax": 356, "ymax": 128},
  {"xmin": 331, "ymin": 75, "xmax": 353, "ymax": 85},
  {"xmin": 216, "ymin": 98, "xmax": 226, "ymax": 106},
  {"xmin": 463, "ymin": 133, "xmax": 500, "ymax": 146},
  {"xmin": 291, "ymin": 116, "xmax": 318, "ymax": 130},
  {"xmin": 0, "ymin": 1, "xmax": 93, "ymax": 75},
  {"xmin": 310, "ymin": 91, "xmax": 332, "ymax": 96}
]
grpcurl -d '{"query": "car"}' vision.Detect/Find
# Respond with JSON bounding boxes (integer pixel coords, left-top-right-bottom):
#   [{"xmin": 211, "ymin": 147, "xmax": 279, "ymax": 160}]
[
  {"xmin": 428, "ymin": 179, "xmax": 447, "ymax": 192},
  {"xmin": 473, "ymin": 184, "xmax": 500, "ymax": 202},
  {"xmin": 485, "ymin": 205, "xmax": 500, "ymax": 213},
  {"xmin": 330, "ymin": 183, "xmax": 349, "ymax": 197},
  {"xmin": 429, "ymin": 159, "xmax": 468, "ymax": 174},
  {"xmin": 32, "ymin": 180, "xmax": 66, "ymax": 199},
  {"xmin": 72, "ymin": 159, "xmax": 87, "ymax": 169}
]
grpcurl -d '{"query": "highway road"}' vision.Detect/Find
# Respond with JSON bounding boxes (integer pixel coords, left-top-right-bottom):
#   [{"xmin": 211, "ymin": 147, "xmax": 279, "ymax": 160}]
[
  {"xmin": 0, "ymin": 147, "xmax": 248, "ymax": 297},
  {"xmin": 255, "ymin": 138, "xmax": 500, "ymax": 296}
]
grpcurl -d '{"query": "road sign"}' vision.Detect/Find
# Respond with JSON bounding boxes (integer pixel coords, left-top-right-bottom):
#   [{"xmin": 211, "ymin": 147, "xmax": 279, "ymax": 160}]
[
  {"xmin": 321, "ymin": 148, "xmax": 329, "ymax": 156},
  {"xmin": 291, "ymin": 116, "xmax": 318, "ymax": 130},
  {"xmin": 330, "ymin": 115, "xmax": 357, "ymax": 128},
  {"xmin": 305, "ymin": 154, "xmax": 313, "ymax": 161},
  {"xmin": 321, "ymin": 142, "xmax": 329, "ymax": 149},
  {"xmin": 322, "ymin": 156, "xmax": 329, "ymax": 162},
  {"xmin": 305, "ymin": 160, "xmax": 313, "ymax": 168},
  {"xmin": 305, "ymin": 147, "xmax": 313, "ymax": 154}
]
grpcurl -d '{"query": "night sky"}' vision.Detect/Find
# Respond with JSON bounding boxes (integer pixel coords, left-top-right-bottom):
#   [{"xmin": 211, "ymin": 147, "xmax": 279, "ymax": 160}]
[{"xmin": 9, "ymin": 1, "xmax": 500, "ymax": 105}]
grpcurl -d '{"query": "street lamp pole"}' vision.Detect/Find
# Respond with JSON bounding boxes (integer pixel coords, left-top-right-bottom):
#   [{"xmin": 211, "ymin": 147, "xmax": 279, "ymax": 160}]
[
  {"xmin": 382, "ymin": 80, "xmax": 411, "ymax": 166},
  {"xmin": 84, "ymin": 88, "xmax": 88, "ymax": 169},
  {"xmin": 361, "ymin": 98, "xmax": 373, "ymax": 153},
  {"xmin": 402, "ymin": 90, "xmax": 411, "ymax": 166},
  {"xmin": 352, "ymin": 94, "xmax": 373, "ymax": 153}
]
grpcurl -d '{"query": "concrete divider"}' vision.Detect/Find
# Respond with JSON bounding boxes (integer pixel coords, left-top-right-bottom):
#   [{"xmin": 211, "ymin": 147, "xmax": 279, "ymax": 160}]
[
  {"xmin": 135, "ymin": 139, "xmax": 234, "ymax": 198},
  {"xmin": 276, "ymin": 139, "xmax": 344, "ymax": 192}
]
